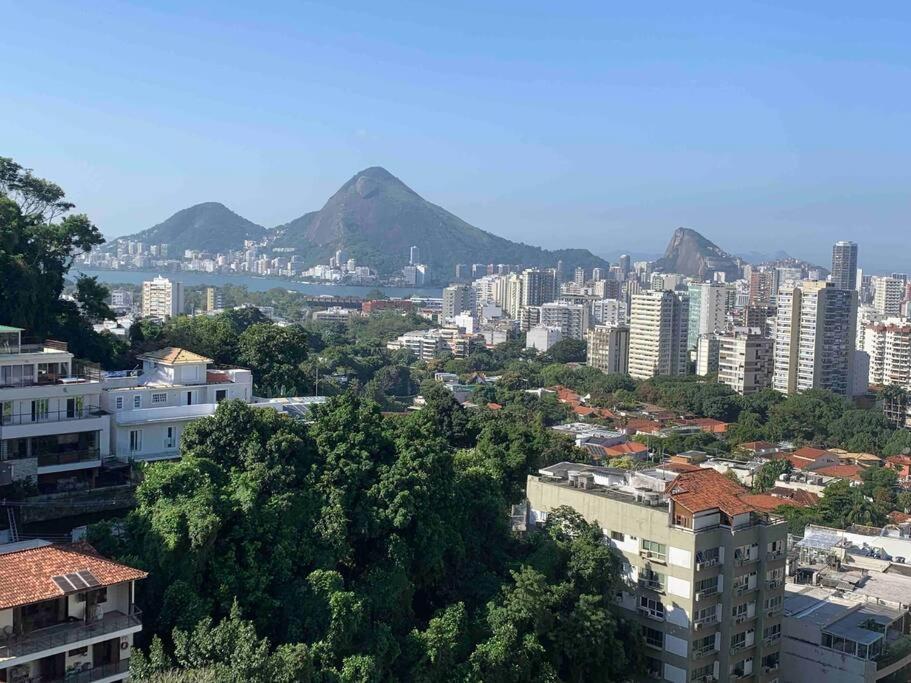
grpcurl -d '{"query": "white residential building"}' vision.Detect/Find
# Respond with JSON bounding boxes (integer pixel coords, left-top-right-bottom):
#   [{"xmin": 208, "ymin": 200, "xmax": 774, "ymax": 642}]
[
  {"xmin": 590, "ymin": 298, "xmax": 626, "ymax": 327},
  {"xmin": 864, "ymin": 318, "xmax": 911, "ymax": 389},
  {"xmin": 526, "ymin": 325, "xmax": 563, "ymax": 353},
  {"xmin": 718, "ymin": 328, "xmax": 774, "ymax": 395},
  {"xmin": 141, "ymin": 276, "xmax": 183, "ymax": 319},
  {"xmin": 873, "ymin": 277, "xmax": 905, "ymax": 317},
  {"xmin": 628, "ymin": 290, "xmax": 690, "ymax": 380},
  {"xmin": 100, "ymin": 348, "xmax": 252, "ymax": 462},
  {"xmin": 773, "ymin": 281, "xmax": 858, "ymax": 396},
  {"xmin": 586, "ymin": 325, "xmax": 630, "ymax": 375},
  {"xmin": 0, "ymin": 326, "xmax": 110, "ymax": 492},
  {"xmin": 695, "ymin": 334, "xmax": 720, "ymax": 376},
  {"xmin": 312, "ymin": 307, "xmax": 359, "ymax": 325},
  {"xmin": 0, "ymin": 540, "xmax": 146, "ymax": 683},
  {"xmin": 687, "ymin": 282, "xmax": 728, "ymax": 349},
  {"xmin": 386, "ymin": 329, "xmax": 479, "ymax": 362},
  {"xmin": 442, "ymin": 284, "xmax": 475, "ymax": 321},
  {"xmin": 537, "ymin": 302, "xmax": 589, "ymax": 340}
]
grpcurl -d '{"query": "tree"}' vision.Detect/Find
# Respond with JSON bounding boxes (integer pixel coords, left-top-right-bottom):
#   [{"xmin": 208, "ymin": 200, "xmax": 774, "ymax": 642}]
[
  {"xmin": 0, "ymin": 156, "xmax": 119, "ymax": 364},
  {"xmin": 766, "ymin": 390, "xmax": 850, "ymax": 444},
  {"xmin": 541, "ymin": 338, "xmax": 587, "ymax": 364},
  {"xmin": 753, "ymin": 460, "xmax": 792, "ymax": 493},
  {"xmin": 238, "ymin": 323, "xmax": 310, "ymax": 396},
  {"xmin": 883, "ymin": 429, "xmax": 911, "ymax": 456},
  {"xmin": 827, "ymin": 410, "xmax": 894, "ymax": 453}
]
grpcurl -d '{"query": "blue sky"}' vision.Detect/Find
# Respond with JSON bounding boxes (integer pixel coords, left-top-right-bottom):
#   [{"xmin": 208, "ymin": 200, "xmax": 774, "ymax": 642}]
[{"xmin": 2, "ymin": 1, "xmax": 910, "ymax": 271}]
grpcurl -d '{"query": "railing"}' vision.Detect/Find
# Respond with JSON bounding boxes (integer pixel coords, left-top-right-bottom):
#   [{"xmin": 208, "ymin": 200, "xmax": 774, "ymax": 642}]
[
  {"xmin": 0, "ymin": 406, "xmax": 107, "ymax": 427},
  {"xmin": 0, "ymin": 607, "xmax": 141, "ymax": 661},
  {"xmin": 35, "ymin": 449, "xmax": 102, "ymax": 468},
  {"xmin": 638, "ymin": 578, "xmax": 665, "ymax": 593},
  {"xmin": 692, "ymin": 644, "xmax": 718, "ymax": 659},
  {"xmin": 696, "ymin": 556, "xmax": 720, "ymax": 570},
  {"xmin": 0, "ymin": 375, "xmax": 97, "ymax": 389},
  {"xmin": 41, "ymin": 659, "xmax": 131, "ymax": 683},
  {"xmin": 767, "ymin": 549, "xmax": 784, "ymax": 561},
  {"xmin": 695, "ymin": 615, "xmax": 719, "ymax": 629},
  {"xmin": 735, "ymin": 583, "xmax": 756, "ymax": 596},
  {"xmin": 764, "ymin": 634, "xmax": 781, "ymax": 645},
  {"xmin": 695, "ymin": 586, "xmax": 718, "ymax": 601}
]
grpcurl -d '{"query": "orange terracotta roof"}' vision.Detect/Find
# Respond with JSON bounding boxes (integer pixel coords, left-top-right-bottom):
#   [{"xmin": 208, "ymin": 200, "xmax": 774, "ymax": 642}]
[
  {"xmin": 769, "ymin": 487, "xmax": 820, "ymax": 507},
  {"xmin": 486, "ymin": 402, "xmax": 503, "ymax": 411},
  {"xmin": 739, "ymin": 441, "xmax": 777, "ymax": 452},
  {"xmin": 792, "ymin": 446, "xmax": 831, "ymax": 462},
  {"xmin": 814, "ymin": 464, "xmax": 863, "ymax": 481},
  {"xmin": 0, "ymin": 542, "xmax": 147, "ymax": 610},
  {"xmin": 660, "ymin": 462, "xmax": 702, "ymax": 473},
  {"xmin": 138, "ymin": 347, "xmax": 213, "ymax": 365},
  {"xmin": 686, "ymin": 417, "xmax": 729, "ymax": 434},
  {"xmin": 666, "ymin": 469, "xmax": 755, "ymax": 516},
  {"xmin": 603, "ymin": 441, "xmax": 649, "ymax": 458},
  {"xmin": 738, "ymin": 493, "xmax": 800, "ymax": 513},
  {"xmin": 888, "ymin": 511, "xmax": 911, "ymax": 524},
  {"xmin": 573, "ymin": 405, "xmax": 597, "ymax": 417},
  {"xmin": 887, "ymin": 455, "xmax": 911, "ymax": 466},
  {"xmin": 206, "ymin": 370, "xmax": 234, "ymax": 384},
  {"xmin": 626, "ymin": 418, "xmax": 662, "ymax": 434}
]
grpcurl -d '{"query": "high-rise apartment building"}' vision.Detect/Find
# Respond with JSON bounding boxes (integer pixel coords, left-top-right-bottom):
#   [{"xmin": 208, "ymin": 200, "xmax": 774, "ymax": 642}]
[
  {"xmin": 863, "ymin": 319, "xmax": 911, "ymax": 389},
  {"xmin": 141, "ymin": 276, "xmax": 184, "ymax": 319},
  {"xmin": 521, "ymin": 269, "xmax": 557, "ymax": 308},
  {"xmin": 773, "ymin": 281, "xmax": 858, "ymax": 396},
  {"xmin": 586, "ymin": 325, "xmax": 630, "ymax": 375},
  {"xmin": 409, "ymin": 245, "xmax": 420, "ymax": 266},
  {"xmin": 205, "ymin": 286, "xmax": 223, "ymax": 312},
  {"xmin": 696, "ymin": 334, "xmax": 720, "ymax": 376},
  {"xmin": 619, "ymin": 254, "xmax": 631, "ymax": 278},
  {"xmin": 718, "ymin": 328, "xmax": 774, "ymax": 395},
  {"xmin": 525, "ymin": 465, "xmax": 786, "ymax": 683},
  {"xmin": 873, "ymin": 277, "xmax": 905, "ymax": 316},
  {"xmin": 537, "ymin": 302, "xmax": 589, "ymax": 340},
  {"xmin": 591, "ymin": 298, "xmax": 626, "ymax": 327},
  {"xmin": 687, "ymin": 283, "xmax": 728, "ymax": 349},
  {"xmin": 831, "ymin": 240, "xmax": 858, "ymax": 291},
  {"xmin": 442, "ymin": 284, "xmax": 475, "ymax": 321},
  {"xmin": 628, "ymin": 290, "xmax": 690, "ymax": 380},
  {"xmin": 573, "ymin": 266, "xmax": 586, "ymax": 287},
  {"xmin": 749, "ymin": 271, "xmax": 776, "ymax": 306}
]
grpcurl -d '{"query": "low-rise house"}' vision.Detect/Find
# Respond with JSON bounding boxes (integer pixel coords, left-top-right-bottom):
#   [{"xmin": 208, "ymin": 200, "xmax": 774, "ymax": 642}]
[
  {"xmin": 736, "ymin": 441, "xmax": 782, "ymax": 460},
  {"xmin": 813, "ymin": 464, "xmax": 864, "ymax": 483},
  {"xmin": 886, "ymin": 454, "xmax": 911, "ymax": 481},
  {"xmin": 100, "ymin": 347, "xmax": 253, "ymax": 463},
  {"xmin": 786, "ymin": 447, "xmax": 841, "ymax": 472},
  {"xmin": 0, "ymin": 539, "xmax": 146, "ymax": 682}
]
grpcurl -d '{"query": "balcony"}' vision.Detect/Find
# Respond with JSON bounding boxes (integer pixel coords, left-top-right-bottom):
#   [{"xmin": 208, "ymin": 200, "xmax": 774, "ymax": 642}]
[
  {"xmin": 637, "ymin": 578, "xmax": 665, "ymax": 594},
  {"xmin": 695, "ymin": 615, "xmax": 719, "ymax": 629},
  {"xmin": 639, "ymin": 549, "xmax": 666, "ymax": 564},
  {"xmin": 696, "ymin": 557, "xmax": 720, "ymax": 571},
  {"xmin": 735, "ymin": 584, "xmax": 757, "ymax": 596},
  {"xmin": 692, "ymin": 644, "xmax": 718, "ymax": 660},
  {"xmin": 0, "ymin": 406, "xmax": 108, "ymax": 427},
  {"xmin": 695, "ymin": 586, "xmax": 718, "ymax": 601},
  {"xmin": 0, "ymin": 607, "xmax": 141, "ymax": 662},
  {"xmin": 36, "ymin": 448, "xmax": 102, "ymax": 468},
  {"xmin": 766, "ymin": 549, "xmax": 784, "ymax": 561},
  {"xmin": 32, "ymin": 659, "xmax": 130, "ymax": 683}
]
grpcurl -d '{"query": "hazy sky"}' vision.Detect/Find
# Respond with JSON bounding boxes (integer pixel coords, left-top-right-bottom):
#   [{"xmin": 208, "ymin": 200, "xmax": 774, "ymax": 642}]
[{"xmin": 2, "ymin": 1, "xmax": 910, "ymax": 272}]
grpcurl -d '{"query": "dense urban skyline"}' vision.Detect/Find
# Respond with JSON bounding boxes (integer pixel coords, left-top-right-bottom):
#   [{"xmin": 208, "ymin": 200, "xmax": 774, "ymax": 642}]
[{"xmin": 3, "ymin": 2, "xmax": 911, "ymax": 271}]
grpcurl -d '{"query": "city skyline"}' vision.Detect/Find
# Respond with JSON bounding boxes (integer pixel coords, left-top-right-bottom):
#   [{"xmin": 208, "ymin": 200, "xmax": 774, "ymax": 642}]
[{"xmin": 3, "ymin": 3, "xmax": 911, "ymax": 271}]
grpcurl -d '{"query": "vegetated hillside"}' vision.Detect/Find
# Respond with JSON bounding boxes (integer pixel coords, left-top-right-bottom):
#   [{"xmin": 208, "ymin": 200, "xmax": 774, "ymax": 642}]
[
  {"xmin": 653, "ymin": 227, "xmax": 744, "ymax": 281},
  {"xmin": 113, "ymin": 202, "xmax": 267, "ymax": 254},
  {"xmin": 268, "ymin": 166, "xmax": 609, "ymax": 279}
]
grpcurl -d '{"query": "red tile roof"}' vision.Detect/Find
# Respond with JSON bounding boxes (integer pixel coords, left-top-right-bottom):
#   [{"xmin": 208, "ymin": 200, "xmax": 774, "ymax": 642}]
[
  {"xmin": 660, "ymin": 462, "xmax": 702, "ymax": 473},
  {"xmin": 684, "ymin": 417, "xmax": 729, "ymax": 434},
  {"xmin": 738, "ymin": 493, "xmax": 800, "ymax": 513},
  {"xmin": 573, "ymin": 405, "xmax": 597, "ymax": 417},
  {"xmin": 888, "ymin": 511, "xmax": 911, "ymax": 524},
  {"xmin": 0, "ymin": 542, "xmax": 147, "ymax": 610},
  {"xmin": 666, "ymin": 469, "xmax": 755, "ymax": 516},
  {"xmin": 887, "ymin": 455, "xmax": 911, "ymax": 467},
  {"xmin": 625, "ymin": 418, "xmax": 662, "ymax": 434},
  {"xmin": 791, "ymin": 447, "xmax": 831, "ymax": 463},
  {"xmin": 739, "ymin": 441, "xmax": 777, "ymax": 452},
  {"xmin": 603, "ymin": 441, "xmax": 649, "ymax": 458},
  {"xmin": 206, "ymin": 370, "xmax": 234, "ymax": 384},
  {"xmin": 769, "ymin": 487, "xmax": 820, "ymax": 507},
  {"xmin": 814, "ymin": 464, "xmax": 863, "ymax": 481},
  {"xmin": 486, "ymin": 402, "xmax": 503, "ymax": 411}
]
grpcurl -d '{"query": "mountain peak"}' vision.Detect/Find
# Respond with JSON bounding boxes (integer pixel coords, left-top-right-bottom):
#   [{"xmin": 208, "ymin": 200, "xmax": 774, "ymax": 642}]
[{"xmin": 655, "ymin": 227, "xmax": 742, "ymax": 280}]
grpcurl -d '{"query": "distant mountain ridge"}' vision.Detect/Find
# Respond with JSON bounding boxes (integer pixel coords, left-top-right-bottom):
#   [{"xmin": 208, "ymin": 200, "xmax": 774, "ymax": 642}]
[
  {"xmin": 267, "ymin": 167, "xmax": 609, "ymax": 277},
  {"xmin": 111, "ymin": 202, "xmax": 266, "ymax": 255},
  {"xmin": 654, "ymin": 227, "xmax": 744, "ymax": 281},
  {"xmin": 115, "ymin": 167, "xmax": 610, "ymax": 280}
]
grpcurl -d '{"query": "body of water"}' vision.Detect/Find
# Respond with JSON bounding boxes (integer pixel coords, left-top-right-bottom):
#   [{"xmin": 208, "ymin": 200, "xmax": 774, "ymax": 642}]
[{"xmin": 77, "ymin": 269, "xmax": 443, "ymax": 299}]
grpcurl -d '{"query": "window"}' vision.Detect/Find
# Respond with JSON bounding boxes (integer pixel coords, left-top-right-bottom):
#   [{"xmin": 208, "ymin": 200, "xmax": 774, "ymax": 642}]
[
  {"xmin": 129, "ymin": 430, "xmax": 143, "ymax": 453},
  {"xmin": 639, "ymin": 596, "xmax": 665, "ymax": 620},
  {"xmin": 215, "ymin": 389, "xmax": 227, "ymax": 402},
  {"xmin": 186, "ymin": 391, "xmax": 193, "ymax": 405},
  {"xmin": 68, "ymin": 646, "xmax": 89, "ymax": 657},
  {"xmin": 696, "ymin": 547, "xmax": 720, "ymax": 567},
  {"xmin": 640, "ymin": 539, "xmax": 667, "ymax": 562},
  {"xmin": 767, "ymin": 568, "xmax": 784, "ymax": 586},
  {"xmin": 731, "ymin": 631, "xmax": 747, "ymax": 651},
  {"xmin": 165, "ymin": 426, "xmax": 176, "ymax": 449},
  {"xmin": 31, "ymin": 398, "xmax": 49, "ymax": 422},
  {"xmin": 151, "ymin": 393, "xmax": 167, "ymax": 405},
  {"xmin": 695, "ymin": 576, "xmax": 718, "ymax": 596},
  {"xmin": 133, "ymin": 394, "xmax": 142, "ymax": 408},
  {"xmin": 693, "ymin": 634, "xmax": 715, "ymax": 657},
  {"xmin": 610, "ymin": 530, "xmax": 624, "ymax": 541},
  {"xmin": 732, "ymin": 602, "xmax": 749, "ymax": 619},
  {"xmin": 695, "ymin": 605, "xmax": 716, "ymax": 625},
  {"xmin": 115, "ymin": 396, "xmax": 124, "ymax": 410},
  {"xmin": 692, "ymin": 663, "xmax": 714, "ymax": 680},
  {"xmin": 644, "ymin": 626, "xmax": 663, "ymax": 649},
  {"xmin": 765, "ymin": 595, "xmax": 783, "ymax": 613},
  {"xmin": 638, "ymin": 568, "xmax": 666, "ymax": 592},
  {"xmin": 644, "ymin": 657, "xmax": 662, "ymax": 678},
  {"xmin": 764, "ymin": 624, "xmax": 781, "ymax": 643},
  {"xmin": 1, "ymin": 400, "xmax": 12, "ymax": 425}
]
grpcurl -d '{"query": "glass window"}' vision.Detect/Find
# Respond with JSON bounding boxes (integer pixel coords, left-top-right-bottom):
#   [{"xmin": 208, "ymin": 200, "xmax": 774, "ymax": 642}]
[
  {"xmin": 644, "ymin": 626, "xmax": 663, "ymax": 648},
  {"xmin": 129, "ymin": 430, "xmax": 142, "ymax": 453},
  {"xmin": 610, "ymin": 531, "xmax": 624, "ymax": 541},
  {"xmin": 31, "ymin": 399, "xmax": 49, "ymax": 422},
  {"xmin": 151, "ymin": 393, "xmax": 167, "ymax": 405},
  {"xmin": 133, "ymin": 394, "xmax": 142, "ymax": 408},
  {"xmin": 641, "ymin": 539, "xmax": 667, "ymax": 561},
  {"xmin": 115, "ymin": 396, "xmax": 124, "ymax": 410}
]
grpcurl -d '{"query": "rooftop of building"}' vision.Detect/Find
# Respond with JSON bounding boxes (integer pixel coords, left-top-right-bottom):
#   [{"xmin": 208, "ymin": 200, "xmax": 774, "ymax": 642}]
[
  {"xmin": 0, "ymin": 540, "xmax": 147, "ymax": 610},
  {"xmin": 784, "ymin": 584, "xmax": 906, "ymax": 642},
  {"xmin": 137, "ymin": 347, "xmax": 213, "ymax": 365}
]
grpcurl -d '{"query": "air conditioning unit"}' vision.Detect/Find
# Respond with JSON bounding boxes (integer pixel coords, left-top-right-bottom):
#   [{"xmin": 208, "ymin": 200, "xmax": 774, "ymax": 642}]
[{"xmin": 695, "ymin": 621, "xmax": 703, "ymax": 630}]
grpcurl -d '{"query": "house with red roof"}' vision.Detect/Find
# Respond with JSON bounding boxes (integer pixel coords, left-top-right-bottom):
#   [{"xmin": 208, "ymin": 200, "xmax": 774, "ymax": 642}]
[
  {"xmin": 886, "ymin": 454, "xmax": 911, "ymax": 480},
  {"xmin": 0, "ymin": 540, "xmax": 146, "ymax": 680},
  {"xmin": 786, "ymin": 447, "xmax": 840, "ymax": 472},
  {"xmin": 813, "ymin": 464, "xmax": 864, "ymax": 482}
]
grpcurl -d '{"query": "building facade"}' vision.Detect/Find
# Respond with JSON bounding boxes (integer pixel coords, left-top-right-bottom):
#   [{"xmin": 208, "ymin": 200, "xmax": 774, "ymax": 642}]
[
  {"xmin": 537, "ymin": 302, "xmax": 589, "ymax": 340},
  {"xmin": 628, "ymin": 291, "xmax": 690, "ymax": 380},
  {"xmin": 773, "ymin": 281, "xmax": 858, "ymax": 396},
  {"xmin": 587, "ymin": 325, "xmax": 630, "ymax": 375},
  {"xmin": 718, "ymin": 328, "xmax": 774, "ymax": 395},
  {"xmin": 525, "ymin": 465, "xmax": 786, "ymax": 683},
  {"xmin": 831, "ymin": 241, "xmax": 858, "ymax": 292},
  {"xmin": 141, "ymin": 276, "xmax": 183, "ymax": 319}
]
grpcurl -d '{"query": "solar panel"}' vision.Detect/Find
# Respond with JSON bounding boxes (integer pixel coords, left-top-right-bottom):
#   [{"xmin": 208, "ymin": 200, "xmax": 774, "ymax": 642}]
[
  {"xmin": 52, "ymin": 575, "xmax": 77, "ymax": 593},
  {"xmin": 65, "ymin": 573, "xmax": 89, "ymax": 590},
  {"xmin": 77, "ymin": 570, "xmax": 100, "ymax": 587}
]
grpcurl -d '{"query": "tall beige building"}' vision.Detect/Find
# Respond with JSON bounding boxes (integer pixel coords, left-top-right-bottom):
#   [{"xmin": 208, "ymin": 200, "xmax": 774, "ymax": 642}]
[
  {"xmin": 141, "ymin": 275, "xmax": 184, "ymax": 319},
  {"xmin": 526, "ymin": 464, "xmax": 787, "ymax": 683},
  {"xmin": 587, "ymin": 324, "xmax": 630, "ymax": 375},
  {"xmin": 773, "ymin": 281, "xmax": 857, "ymax": 396},
  {"xmin": 863, "ymin": 319, "xmax": 911, "ymax": 389},
  {"xmin": 628, "ymin": 290, "xmax": 690, "ymax": 380},
  {"xmin": 718, "ymin": 328, "xmax": 774, "ymax": 395},
  {"xmin": 873, "ymin": 277, "xmax": 905, "ymax": 316}
]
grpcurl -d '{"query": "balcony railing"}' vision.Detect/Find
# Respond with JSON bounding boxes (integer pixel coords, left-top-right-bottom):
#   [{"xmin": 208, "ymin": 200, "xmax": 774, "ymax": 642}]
[
  {"xmin": 0, "ymin": 406, "xmax": 107, "ymax": 427},
  {"xmin": 36, "ymin": 448, "xmax": 102, "ymax": 468},
  {"xmin": 692, "ymin": 644, "xmax": 718, "ymax": 660},
  {"xmin": 41, "ymin": 659, "xmax": 131, "ymax": 683},
  {"xmin": 694, "ymin": 615, "xmax": 719, "ymax": 629},
  {"xmin": 695, "ymin": 586, "xmax": 718, "ymax": 601},
  {"xmin": 0, "ymin": 607, "xmax": 141, "ymax": 661}
]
